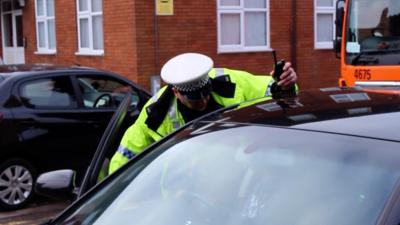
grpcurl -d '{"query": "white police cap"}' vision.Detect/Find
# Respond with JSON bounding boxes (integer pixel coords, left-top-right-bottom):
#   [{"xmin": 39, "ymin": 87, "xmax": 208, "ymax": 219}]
[{"xmin": 161, "ymin": 53, "xmax": 213, "ymax": 92}]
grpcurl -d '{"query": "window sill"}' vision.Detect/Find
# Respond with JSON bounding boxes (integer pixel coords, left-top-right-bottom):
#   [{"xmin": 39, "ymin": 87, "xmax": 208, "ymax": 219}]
[
  {"xmin": 34, "ymin": 50, "xmax": 57, "ymax": 55},
  {"xmin": 217, "ymin": 47, "xmax": 273, "ymax": 54},
  {"xmin": 75, "ymin": 51, "xmax": 104, "ymax": 56},
  {"xmin": 314, "ymin": 43, "xmax": 334, "ymax": 50}
]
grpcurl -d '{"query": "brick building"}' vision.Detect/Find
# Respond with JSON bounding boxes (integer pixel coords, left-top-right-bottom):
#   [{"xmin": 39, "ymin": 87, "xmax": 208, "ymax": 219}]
[{"xmin": 1, "ymin": 0, "xmax": 340, "ymax": 92}]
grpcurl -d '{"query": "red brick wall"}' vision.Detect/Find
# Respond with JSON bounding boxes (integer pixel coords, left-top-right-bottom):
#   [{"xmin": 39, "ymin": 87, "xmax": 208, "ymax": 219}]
[
  {"xmin": 24, "ymin": 0, "xmax": 140, "ymax": 84},
  {"xmin": 295, "ymin": 1, "xmax": 340, "ymax": 89},
  {"xmin": 21, "ymin": 0, "xmax": 340, "ymax": 91},
  {"xmin": 137, "ymin": 0, "xmax": 340, "ymax": 90},
  {"xmin": 134, "ymin": 0, "xmax": 158, "ymax": 90}
]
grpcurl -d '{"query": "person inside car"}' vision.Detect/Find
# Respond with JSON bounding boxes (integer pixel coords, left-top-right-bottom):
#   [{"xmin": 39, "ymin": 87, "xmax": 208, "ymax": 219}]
[{"xmin": 109, "ymin": 52, "xmax": 298, "ymax": 173}]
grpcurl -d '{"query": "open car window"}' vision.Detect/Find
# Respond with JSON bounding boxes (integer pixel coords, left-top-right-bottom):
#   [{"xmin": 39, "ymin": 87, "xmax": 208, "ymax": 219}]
[{"xmin": 76, "ymin": 76, "xmax": 139, "ymax": 109}]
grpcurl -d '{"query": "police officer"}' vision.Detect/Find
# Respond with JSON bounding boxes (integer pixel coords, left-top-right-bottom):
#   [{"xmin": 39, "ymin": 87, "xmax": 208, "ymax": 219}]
[{"xmin": 109, "ymin": 53, "xmax": 297, "ymax": 173}]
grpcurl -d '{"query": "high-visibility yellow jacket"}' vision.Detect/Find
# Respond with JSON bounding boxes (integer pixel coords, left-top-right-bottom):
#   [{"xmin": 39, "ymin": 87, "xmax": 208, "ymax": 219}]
[{"xmin": 109, "ymin": 68, "xmax": 286, "ymax": 173}]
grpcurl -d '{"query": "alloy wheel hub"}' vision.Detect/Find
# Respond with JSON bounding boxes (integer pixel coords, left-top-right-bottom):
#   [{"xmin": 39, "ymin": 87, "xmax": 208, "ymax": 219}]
[{"xmin": 0, "ymin": 165, "xmax": 33, "ymax": 205}]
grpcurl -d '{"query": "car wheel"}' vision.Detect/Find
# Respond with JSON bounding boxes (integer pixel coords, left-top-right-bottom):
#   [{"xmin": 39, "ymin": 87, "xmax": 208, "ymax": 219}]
[{"xmin": 0, "ymin": 158, "xmax": 36, "ymax": 211}]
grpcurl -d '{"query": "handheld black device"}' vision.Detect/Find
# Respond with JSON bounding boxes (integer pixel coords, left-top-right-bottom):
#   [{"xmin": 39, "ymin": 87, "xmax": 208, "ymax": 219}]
[
  {"xmin": 270, "ymin": 50, "xmax": 296, "ymax": 99},
  {"xmin": 272, "ymin": 50, "xmax": 285, "ymax": 82}
]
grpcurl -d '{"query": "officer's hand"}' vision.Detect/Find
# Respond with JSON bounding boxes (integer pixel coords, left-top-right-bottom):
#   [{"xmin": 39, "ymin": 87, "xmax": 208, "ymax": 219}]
[{"xmin": 270, "ymin": 62, "xmax": 297, "ymax": 90}]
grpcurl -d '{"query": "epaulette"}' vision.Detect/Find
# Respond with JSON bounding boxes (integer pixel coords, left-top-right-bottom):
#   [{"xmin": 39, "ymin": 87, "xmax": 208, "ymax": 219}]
[
  {"xmin": 145, "ymin": 85, "xmax": 174, "ymax": 131},
  {"xmin": 210, "ymin": 75, "xmax": 236, "ymax": 98}
]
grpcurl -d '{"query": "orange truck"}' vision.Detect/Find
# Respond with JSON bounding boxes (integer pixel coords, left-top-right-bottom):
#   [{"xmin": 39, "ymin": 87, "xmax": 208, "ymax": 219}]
[{"xmin": 334, "ymin": 0, "xmax": 400, "ymax": 90}]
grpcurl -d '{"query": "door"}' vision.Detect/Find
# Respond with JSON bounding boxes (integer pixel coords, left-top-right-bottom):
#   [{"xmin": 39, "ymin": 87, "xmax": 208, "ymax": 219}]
[
  {"xmin": 78, "ymin": 94, "xmax": 134, "ymax": 196},
  {"xmin": 11, "ymin": 73, "xmax": 145, "ymax": 184},
  {"xmin": 2, "ymin": 0, "xmax": 25, "ymax": 64}
]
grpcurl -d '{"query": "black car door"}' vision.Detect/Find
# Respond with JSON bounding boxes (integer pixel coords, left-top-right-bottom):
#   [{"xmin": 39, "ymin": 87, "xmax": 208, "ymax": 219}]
[
  {"xmin": 69, "ymin": 73, "xmax": 148, "ymax": 181},
  {"xmin": 78, "ymin": 94, "xmax": 134, "ymax": 196},
  {"xmin": 10, "ymin": 73, "xmax": 147, "ymax": 183},
  {"xmin": 11, "ymin": 74, "xmax": 94, "ymax": 180}
]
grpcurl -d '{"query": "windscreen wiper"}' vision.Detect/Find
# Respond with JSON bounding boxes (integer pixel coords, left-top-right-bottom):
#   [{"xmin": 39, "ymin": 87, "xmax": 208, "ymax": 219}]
[
  {"xmin": 351, "ymin": 50, "xmax": 379, "ymax": 65},
  {"xmin": 351, "ymin": 47, "xmax": 400, "ymax": 65}
]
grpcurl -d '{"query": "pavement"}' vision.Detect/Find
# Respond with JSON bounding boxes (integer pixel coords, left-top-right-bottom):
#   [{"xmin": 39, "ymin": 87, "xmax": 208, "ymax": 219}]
[{"xmin": 0, "ymin": 199, "xmax": 70, "ymax": 225}]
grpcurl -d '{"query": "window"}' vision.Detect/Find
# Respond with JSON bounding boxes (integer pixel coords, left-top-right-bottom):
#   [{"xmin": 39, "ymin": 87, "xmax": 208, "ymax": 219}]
[
  {"xmin": 76, "ymin": 0, "xmax": 104, "ymax": 55},
  {"xmin": 20, "ymin": 77, "xmax": 77, "ymax": 108},
  {"xmin": 217, "ymin": 0, "xmax": 270, "ymax": 53},
  {"xmin": 77, "ymin": 76, "xmax": 139, "ymax": 108},
  {"xmin": 35, "ymin": 0, "xmax": 56, "ymax": 53},
  {"xmin": 314, "ymin": 0, "xmax": 337, "ymax": 49}
]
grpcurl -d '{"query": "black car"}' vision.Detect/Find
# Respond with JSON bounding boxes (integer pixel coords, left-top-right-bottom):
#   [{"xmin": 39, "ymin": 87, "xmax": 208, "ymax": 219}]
[
  {"xmin": 36, "ymin": 87, "xmax": 400, "ymax": 225},
  {"xmin": 0, "ymin": 64, "xmax": 151, "ymax": 210}
]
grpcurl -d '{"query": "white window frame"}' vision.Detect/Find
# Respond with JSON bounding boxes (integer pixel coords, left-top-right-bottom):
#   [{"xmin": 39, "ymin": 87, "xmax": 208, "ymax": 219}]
[
  {"xmin": 76, "ymin": 0, "xmax": 104, "ymax": 56},
  {"xmin": 34, "ymin": 0, "xmax": 56, "ymax": 54},
  {"xmin": 217, "ymin": 0, "xmax": 271, "ymax": 53},
  {"xmin": 314, "ymin": 0, "xmax": 337, "ymax": 49}
]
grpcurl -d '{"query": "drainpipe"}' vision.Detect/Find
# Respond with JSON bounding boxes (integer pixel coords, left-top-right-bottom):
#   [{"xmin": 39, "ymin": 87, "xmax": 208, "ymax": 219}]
[
  {"xmin": 290, "ymin": 0, "xmax": 297, "ymax": 70},
  {"xmin": 150, "ymin": 0, "xmax": 161, "ymax": 95},
  {"xmin": 153, "ymin": 0, "xmax": 160, "ymax": 72}
]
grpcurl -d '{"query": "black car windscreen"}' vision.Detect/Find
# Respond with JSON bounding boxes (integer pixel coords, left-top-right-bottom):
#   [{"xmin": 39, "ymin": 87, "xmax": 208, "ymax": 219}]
[{"xmin": 53, "ymin": 125, "xmax": 400, "ymax": 225}]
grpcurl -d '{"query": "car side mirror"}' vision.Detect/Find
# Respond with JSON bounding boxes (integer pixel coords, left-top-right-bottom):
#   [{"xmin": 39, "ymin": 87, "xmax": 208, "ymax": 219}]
[
  {"xmin": 334, "ymin": 37, "xmax": 342, "ymax": 55},
  {"xmin": 334, "ymin": 0, "xmax": 345, "ymax": 58},
  {"xmin": 35, "ymin": 169, "xmax": 77, "ymax": 201}
]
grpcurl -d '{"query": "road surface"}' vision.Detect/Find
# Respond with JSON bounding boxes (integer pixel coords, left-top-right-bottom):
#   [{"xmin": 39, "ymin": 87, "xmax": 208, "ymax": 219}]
[{"xmin": 0, "ymin": 198, "xmax": 70, "ymax": 225}]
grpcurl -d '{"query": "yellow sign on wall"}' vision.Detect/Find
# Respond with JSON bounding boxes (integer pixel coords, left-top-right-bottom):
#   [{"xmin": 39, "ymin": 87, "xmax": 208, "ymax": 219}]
[{"xmin": 156, "ymin": 0, "xmax": 174, "ymax": 15}]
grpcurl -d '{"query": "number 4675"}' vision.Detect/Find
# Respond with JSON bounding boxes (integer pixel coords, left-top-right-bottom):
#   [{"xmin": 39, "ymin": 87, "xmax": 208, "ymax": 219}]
[{"xmin": 354, "ymin": 69, "xmax": 371, "ymax": 80}]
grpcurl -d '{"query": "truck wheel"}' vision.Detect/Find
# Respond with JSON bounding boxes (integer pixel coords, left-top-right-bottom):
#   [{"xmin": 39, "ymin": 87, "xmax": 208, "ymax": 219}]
[{"xmin": 0, "ymin": 158, "xmax": 36, "ymax": 211}]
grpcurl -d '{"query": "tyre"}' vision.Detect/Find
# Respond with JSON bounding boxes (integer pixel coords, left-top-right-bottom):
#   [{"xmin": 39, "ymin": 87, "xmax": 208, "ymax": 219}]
[{"xmin": 0, "ymin": 158, "xmax": 36, "ymax": 211}]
